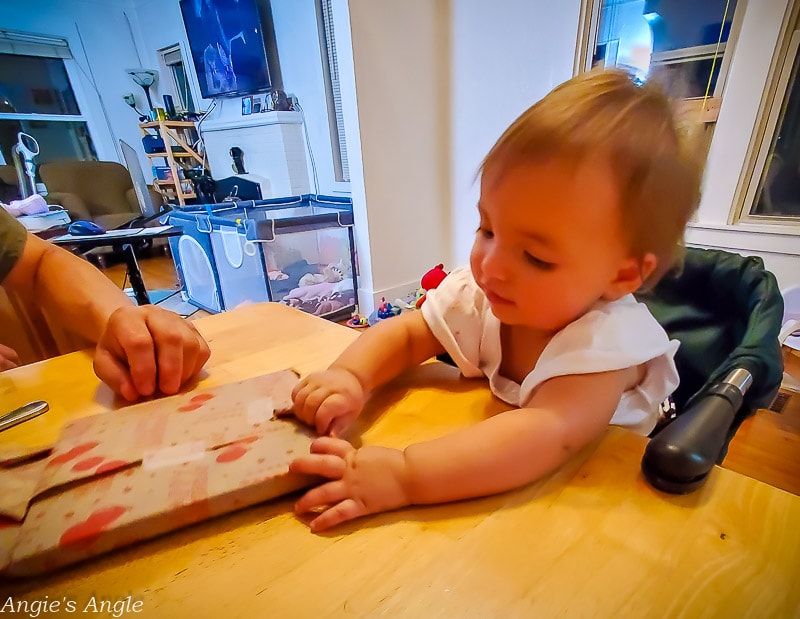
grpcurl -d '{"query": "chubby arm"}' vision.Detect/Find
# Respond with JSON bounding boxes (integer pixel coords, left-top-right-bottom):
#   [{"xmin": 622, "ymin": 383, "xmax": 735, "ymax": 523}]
[
  {"xmin": 293, "ymin": 310, "xmax": 446, "ymax": 435},
  {"xmin": 3, "ymin": 234, "xmax": 209, "ymax": 400},
  {"xmin": 291, "ymin": 366, "xmax": 639, "ymax": 531}
]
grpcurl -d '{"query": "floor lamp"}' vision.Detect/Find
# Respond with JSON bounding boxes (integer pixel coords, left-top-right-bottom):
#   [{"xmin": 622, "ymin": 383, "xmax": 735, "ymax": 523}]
[{"xmin": 126, "ymin": 69, "xmax": 159, "ymax": 112}]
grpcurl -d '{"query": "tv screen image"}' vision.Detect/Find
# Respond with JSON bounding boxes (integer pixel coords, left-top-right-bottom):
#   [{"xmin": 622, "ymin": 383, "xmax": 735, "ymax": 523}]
[{"xmin": 180, "ymin": 0, "xmax": 272, "ymax": 98}]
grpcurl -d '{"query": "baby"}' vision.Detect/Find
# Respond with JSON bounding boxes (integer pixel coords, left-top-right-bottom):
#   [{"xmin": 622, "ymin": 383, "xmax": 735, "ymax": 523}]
[{"xmin": 289, "ymin": 69, "xmax": 701, "ymax": 532}]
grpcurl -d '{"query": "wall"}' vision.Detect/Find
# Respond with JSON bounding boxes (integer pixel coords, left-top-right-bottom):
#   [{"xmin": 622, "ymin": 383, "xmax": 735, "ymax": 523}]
[
  {"xmin": 449, "ymin": 0, "xmax": 582, "ymax": 266},
  {"xmin": 339, "ymin": 0, "xmax": 584, "ymax": 312},
  {"xmin": 0, "ymin": 0, "xmax": 147, "ymax": 165},
  {"xmin": 129, "ymin": 0, "xmax": 342, "ymax": 196}
]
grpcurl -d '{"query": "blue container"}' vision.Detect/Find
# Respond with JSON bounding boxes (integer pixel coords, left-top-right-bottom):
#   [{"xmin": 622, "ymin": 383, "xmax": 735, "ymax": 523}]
[{"xmin": 166, "ymin": 203, "xmax": 239, "ymax": 313}]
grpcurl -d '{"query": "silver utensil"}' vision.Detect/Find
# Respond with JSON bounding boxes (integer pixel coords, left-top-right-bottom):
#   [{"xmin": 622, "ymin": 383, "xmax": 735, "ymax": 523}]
[{"xmin": 0, "ymin": 401, "xmax": 49, "ymax": 432}]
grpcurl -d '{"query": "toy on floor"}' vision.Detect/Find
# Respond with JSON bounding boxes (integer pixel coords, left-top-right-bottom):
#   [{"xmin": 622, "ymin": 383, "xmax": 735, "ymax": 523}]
[
  {"xmin": 346, "ymin": 314, "xmax": 369, "ymax": 329},
  {"xmin": 368, "ymin": 297, "xmax": 402, "ymax": 326},
  {"xmin": 415, "ymin": 263, "xmax": 448, "ymax": 308}
]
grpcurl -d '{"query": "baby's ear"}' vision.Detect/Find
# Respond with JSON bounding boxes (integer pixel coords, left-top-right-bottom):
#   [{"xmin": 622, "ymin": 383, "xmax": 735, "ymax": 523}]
[{"xmin": 603, "ymin": 253, "xmax": 658, "ymax": 300}]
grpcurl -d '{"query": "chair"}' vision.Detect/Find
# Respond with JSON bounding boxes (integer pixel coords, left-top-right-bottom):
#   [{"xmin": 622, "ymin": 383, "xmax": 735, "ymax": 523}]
[
  {"xmin": 39, "ymin": 160, "xmax": 163, "ymax": 230},
  {"xmin": 638, "ymin": 248, "xmax": 785, "ymax": 493}
]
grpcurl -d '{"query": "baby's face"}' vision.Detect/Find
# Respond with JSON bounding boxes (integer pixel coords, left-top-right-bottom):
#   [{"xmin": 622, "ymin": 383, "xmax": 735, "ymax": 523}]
[{"xmin": 470, "ymin": 157, "xmax": 635, "ymax": 332}]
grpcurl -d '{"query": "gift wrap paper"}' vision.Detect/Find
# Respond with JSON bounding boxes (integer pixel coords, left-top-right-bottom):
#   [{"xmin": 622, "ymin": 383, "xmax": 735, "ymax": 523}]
[{"xmin": 0, "ymin": 370, "xmax": 316, "ymax": 577}]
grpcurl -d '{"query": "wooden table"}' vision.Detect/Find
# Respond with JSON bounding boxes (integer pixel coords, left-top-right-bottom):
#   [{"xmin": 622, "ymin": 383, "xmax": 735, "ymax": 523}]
[{"xmin": 2, "ymin": 303, "xmax": 799, "ymax": 616}]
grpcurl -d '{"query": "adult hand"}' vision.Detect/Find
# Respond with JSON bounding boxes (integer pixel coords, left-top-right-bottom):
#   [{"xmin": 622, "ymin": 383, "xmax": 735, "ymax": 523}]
[
  {"xmin": 0, "ymin": 343, "xmax": 20, "ymax": 371},
  {"xmin": 289, "ymin": 437, "xmax": 411, "ymax": 532},
  {"xmin": 292, "ymin": 368, "xmax": 365, "ymax": 436},
  {"xmin": 93, "ymin": 305, "xmax": 210, "ymax": 401}
]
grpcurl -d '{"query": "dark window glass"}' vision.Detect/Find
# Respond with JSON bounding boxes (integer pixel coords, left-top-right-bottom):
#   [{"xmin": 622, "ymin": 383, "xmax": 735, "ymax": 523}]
[{"xmin": 0, "ymin": 54, "xmax": 81, "ymax": 115}]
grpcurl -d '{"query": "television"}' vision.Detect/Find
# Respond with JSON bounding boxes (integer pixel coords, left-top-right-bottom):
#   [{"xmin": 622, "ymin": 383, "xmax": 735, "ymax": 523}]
[{"xmin": 180, "ymin": 0, "xmax": 274, "ymax": 98}]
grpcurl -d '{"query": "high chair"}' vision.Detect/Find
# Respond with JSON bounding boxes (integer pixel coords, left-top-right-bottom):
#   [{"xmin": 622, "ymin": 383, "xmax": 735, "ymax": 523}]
[{"xmin": 637, "ymin": 248, "xmax": 785, "ymax": 494}]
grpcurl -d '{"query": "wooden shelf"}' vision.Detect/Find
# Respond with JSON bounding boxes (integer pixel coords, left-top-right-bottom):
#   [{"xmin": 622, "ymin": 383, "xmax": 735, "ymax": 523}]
[
  {"xmin": 145, "ymin": 151, "xmax": 194, "ymax": 158},
  {"xmin": 140, "ymin": 120, "xmax": 206, "ymax": 206},
  {"xmin": 139, "ymin": 120, "xmax": 198, "ymax": 129}
]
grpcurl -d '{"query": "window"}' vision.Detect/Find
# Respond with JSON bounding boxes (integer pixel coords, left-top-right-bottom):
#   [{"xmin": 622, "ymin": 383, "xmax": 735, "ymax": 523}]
[
  {"xmin": 159, "ymin": 44, "xmax": 196, "ymax": 114},
  {"xmin": 0, "ymin": 30, "xmax": 97, "ymax": 174},
  {"xmin": 317, "ymin": 0, "xmax": 349, "ymax": 183},
  {"xmin": 580, "ymin": 0, "xmax": 741, "ymax": 168},
  {"xmin": 740, "ymin": 11, "xmax": 800, "ymax": 223}
]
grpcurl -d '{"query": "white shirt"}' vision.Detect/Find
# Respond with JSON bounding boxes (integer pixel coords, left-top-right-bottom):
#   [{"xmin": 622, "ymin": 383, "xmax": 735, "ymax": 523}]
[{"xmin": 421, "ymin": 268, "xmax": 680, "ymax": 435}]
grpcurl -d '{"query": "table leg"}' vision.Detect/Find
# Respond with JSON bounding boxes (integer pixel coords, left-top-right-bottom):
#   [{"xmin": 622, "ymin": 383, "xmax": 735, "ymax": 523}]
[{"xmin": 122, "ymin": 243, "xmax": 150, "ymax": 305}]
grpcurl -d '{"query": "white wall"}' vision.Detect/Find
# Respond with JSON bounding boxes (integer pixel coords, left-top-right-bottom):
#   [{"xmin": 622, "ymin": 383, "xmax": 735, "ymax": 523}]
[
  {"xmin": 1, "ymin": 0, "xmax": 345, "ymax": 195},
  {"xmin": 449, "ymin": 0, "xmax": 582, "ymax": 266},
  {"xmin": 0, "ymin": 0, "xmax": 147, "ymax": 164},
  {"xmin": 128, "ymin": 0, "xmax": 341, "ymax": 194},
  {"xmin": 341, "ymin": 0, "xmax": 584, "ymax": 312}
]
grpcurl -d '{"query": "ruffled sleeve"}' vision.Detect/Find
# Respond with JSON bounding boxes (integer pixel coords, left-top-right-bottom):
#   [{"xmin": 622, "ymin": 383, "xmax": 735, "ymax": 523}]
[
  {"xmin": 420, "ymin": 268, "xmax": 487, "ymax": 378},
  {"xmin": 520, "ymin": 295, "xmax": 680, "ymax": 435}
]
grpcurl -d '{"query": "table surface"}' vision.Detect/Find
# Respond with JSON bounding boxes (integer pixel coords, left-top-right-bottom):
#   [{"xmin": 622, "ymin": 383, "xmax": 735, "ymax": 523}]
[
  {"xmin": 48, "ymin": 226, "xmax": 182, "ymax": 250},
  {"xmin": 1, "ymin": 303, "xmax": 799, "ymax": 617}
]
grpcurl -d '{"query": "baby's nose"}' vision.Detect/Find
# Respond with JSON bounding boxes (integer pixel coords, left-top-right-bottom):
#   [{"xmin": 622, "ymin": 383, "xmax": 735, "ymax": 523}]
[{"xmin": 481, "ymin": 247, "xmax": 512, "ymax": 281}]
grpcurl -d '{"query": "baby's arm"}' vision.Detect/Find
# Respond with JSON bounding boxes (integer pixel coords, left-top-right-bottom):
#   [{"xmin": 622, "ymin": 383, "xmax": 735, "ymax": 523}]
[
  {"xmin": 291, "ymin": 365, "xmax": 640, "ymax": 531},
  {"xmin": 293, "ymin": 311, "xmax": 446, "ymax": 435}
]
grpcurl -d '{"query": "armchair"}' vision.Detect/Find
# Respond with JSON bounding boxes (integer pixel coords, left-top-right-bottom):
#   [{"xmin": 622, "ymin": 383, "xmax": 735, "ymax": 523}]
[{"xmin": 39, "ymin": 160, "xmax": 163, "ymax": 230}]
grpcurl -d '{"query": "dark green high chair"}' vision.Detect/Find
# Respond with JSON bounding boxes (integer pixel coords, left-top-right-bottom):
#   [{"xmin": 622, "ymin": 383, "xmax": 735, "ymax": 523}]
[{"xmin": 636, "ymin": 247, "xmax": 785, "ymax": 494}]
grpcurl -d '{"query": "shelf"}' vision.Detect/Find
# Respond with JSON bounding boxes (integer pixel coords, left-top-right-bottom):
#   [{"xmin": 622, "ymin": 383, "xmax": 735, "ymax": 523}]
[
  {"xmin": 140, "ymin": 119, "xmax": 205, "ymax": 206},
  {"xmin": 154, "ymin": 179, "xmax": 188, "ymax": 186},
  {"xmin": 139, "ymin": 120, "xmax": 197, "ymax": 129},
  {"xmin": 145, "ymin": 151, "xmax": 193, "ymax": 158}
]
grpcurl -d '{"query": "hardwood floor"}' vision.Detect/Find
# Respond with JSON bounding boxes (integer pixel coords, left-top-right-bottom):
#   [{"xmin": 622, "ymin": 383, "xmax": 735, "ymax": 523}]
[
  {"xmin": 98, "ymin": 247, "xmax": 209, "ymax": 321},
  {"xmin": 102, "ymin": 253, "xmax": 800, "ymax": 496}
]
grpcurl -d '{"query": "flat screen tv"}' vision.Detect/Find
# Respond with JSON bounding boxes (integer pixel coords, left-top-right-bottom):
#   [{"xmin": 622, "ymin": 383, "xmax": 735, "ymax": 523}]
[{"xmin": 180, "ymin": 0, "xmax": 273, "ymax": 98}]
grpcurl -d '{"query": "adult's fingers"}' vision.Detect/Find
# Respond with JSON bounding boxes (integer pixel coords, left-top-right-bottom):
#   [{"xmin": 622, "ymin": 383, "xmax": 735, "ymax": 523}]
[
  {"xmin": 0, "ymin": 343, "xmax": 19, "ymax": 367},
  {"xmin": 0, "ymin": 357, "xmax": 18, "ymax": 371},
  {"xmin": 107, "ymin": 313, "xmax": 157, "ymax": 397},
  {"xmin": 309, "ymin": 499, "xmax": 364, "ymax": 533},
  {"xmin": 143, "ymin": 308, "xmax": 209, "ymax": 394},
  {"xmin": 93, "ymin": 347, "xmax": 138, "ymax": 401}
]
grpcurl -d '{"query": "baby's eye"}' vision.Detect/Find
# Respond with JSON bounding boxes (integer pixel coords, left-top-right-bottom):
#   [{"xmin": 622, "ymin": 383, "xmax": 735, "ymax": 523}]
[
  {"xmin": 476, "ymin": 226, "xmax": 494, "ymax": 239},
  {"xmin": 524, "ymin": 252, "xmax": 555, "ymax": 270}
]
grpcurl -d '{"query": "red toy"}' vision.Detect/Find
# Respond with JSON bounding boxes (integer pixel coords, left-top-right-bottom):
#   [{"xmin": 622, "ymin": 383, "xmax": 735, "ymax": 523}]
[{"xmin": 416, "ymin": 263, "xmax": 448, "ymax": 308}]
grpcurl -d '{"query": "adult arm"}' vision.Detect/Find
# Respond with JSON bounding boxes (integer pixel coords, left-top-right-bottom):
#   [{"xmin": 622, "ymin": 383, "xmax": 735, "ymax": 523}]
[{"xmin": 3, "ymin": 233, "xmax": 209, "ymax": 400}]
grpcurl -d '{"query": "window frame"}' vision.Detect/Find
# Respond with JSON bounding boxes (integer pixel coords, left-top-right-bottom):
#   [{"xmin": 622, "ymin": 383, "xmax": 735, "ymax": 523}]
[
  {"xmin": 735, "ymin": 8, "xmax": 800, "ymax": 226},
  {"xmin": 316, "ymin": 0, "xmax": 350, "ymax": 186},
  {"xmin": 576, "ymin": 0, "xmax": 743, "ymax": 90},
  {"xmin": 157, "ymin": 43, "xmax": 200, "ymax": 114},
  {"xmin": 0, "ymin": 32, "xmax": 97, "ymax": 165}
]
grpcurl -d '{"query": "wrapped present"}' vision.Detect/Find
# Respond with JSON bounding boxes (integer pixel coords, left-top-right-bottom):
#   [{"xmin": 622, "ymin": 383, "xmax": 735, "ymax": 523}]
[{"xmin": 0, "ymin": 369, "xmax": 316, "ymax": 577}]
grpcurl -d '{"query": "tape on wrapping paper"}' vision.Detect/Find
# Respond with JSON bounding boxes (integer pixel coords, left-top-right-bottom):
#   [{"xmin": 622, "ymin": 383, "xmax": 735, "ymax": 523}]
[
  {"xmin": 142, "ymin": 441, "xmax": 207, "ymax": 471},
  {"xmin": 246, "ymin": 397, "xmax": 275, "ymax": 425}
]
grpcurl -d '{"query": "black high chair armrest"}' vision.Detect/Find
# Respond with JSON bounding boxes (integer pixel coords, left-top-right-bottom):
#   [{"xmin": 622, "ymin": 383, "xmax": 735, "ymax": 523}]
[{"xmin": 641, "ymin": 369, "xmax": 753, "ymax": 494}]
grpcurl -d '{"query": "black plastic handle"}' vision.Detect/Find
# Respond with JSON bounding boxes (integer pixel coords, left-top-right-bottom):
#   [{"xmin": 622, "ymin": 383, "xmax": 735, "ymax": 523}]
[{"xmin": 642, "ymin": 382, "xmax": 744, "ymax": 494}]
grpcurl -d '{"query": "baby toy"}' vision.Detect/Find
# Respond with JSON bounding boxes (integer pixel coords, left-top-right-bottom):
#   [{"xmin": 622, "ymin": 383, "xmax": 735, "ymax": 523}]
[
  {"xmin": 415, "ymin": 263, "xmax": 448, "ymax": 308},
  {"xmin": 367, "ymin": 297, "xmax": 402, "ymax": 326},
  {"xmin": 346, "ymin": 314, "xmax": 369, "ymax": 329}
]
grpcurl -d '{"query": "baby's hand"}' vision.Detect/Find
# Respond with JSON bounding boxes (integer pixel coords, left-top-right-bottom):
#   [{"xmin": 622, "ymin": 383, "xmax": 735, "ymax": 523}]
[
  {"xmin": 292, "ymin": 368, "xmax": 365, "ymax": 436},
  {"xmin": 289, "ymin": 437, "xmax": 410, "ymax": 532}
]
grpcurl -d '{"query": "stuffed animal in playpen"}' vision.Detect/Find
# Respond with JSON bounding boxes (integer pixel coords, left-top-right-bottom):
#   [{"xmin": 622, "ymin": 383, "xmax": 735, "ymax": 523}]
[{"xmin": 298, "ymin": 260, "xmax": 346, "ymax": 287}]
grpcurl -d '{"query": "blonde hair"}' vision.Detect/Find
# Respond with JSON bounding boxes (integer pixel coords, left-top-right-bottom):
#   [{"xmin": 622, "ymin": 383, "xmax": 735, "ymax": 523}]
[{"xmin": 482, "ymin": 68, "xmax": 701, "ymax": 288}]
